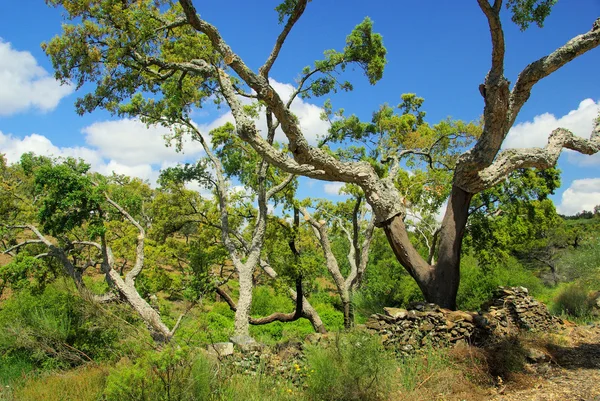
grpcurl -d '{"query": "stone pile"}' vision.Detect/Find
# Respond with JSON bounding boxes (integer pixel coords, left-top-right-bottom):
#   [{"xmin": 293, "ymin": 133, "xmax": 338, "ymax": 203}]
[
  {"xmin": 365, "ymin": 286, "xmax": 562, "ymax": 354},
  {"xmin": 365, "ymin": 303, "xmax": 483, "ymax": 354},
  {"xmin": 480, "ymin": 286, "xmax": 562, "ymax": 336}
]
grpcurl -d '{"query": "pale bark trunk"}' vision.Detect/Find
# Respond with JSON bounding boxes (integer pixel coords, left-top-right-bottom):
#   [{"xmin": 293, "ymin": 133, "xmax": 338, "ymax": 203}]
[
  {"xmin": 234, "ymin": 268, "xmax": 253, "ymax": 337},
  {"xmin": 341, "ymin": 290, "xmax": 353, "ymax": 329}
]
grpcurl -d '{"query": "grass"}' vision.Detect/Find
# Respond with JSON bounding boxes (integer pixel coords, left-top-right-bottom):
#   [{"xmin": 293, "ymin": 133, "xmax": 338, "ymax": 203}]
[{"xmin": 8, "ymin": 365, "xmax": 107, "ymax": 401}]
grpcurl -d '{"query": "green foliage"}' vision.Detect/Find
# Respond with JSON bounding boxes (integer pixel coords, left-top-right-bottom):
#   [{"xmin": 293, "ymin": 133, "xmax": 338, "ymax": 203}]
[
  {"xmin": 0, "ymin": 285, "xmax": 130, "ymax": 369},
  {"xmin": 457, "ymin": 255, "xmax": 543, "ymax": 311},
  {"xmin": 557, "ymin": 236, "xmax": 600, "ymax": 286},
  {"xmin": 304, "ymin": 330, "xmax": 394, "ymax": 401},
  {"xmin": 355, "ymin": 230, "xmax": 423, "ymax": 315},
  {"xmin": 0, "ymin": 254, "xmax": 56, "ymax": 296},
  {"xmin": 0, "ymin": 352, "xmax": 34, "ymax": 386},
  {"xmin": 467, "ymin": 168, "xmax": 563, "ymax": 268},
  {"xmin": 34, "ymin": 158, "xmax": 105, "ymax": 237},
  {"xmin": 552, "ymin": 283, "xmax": 593, "ymax": 318},
  {"xmin": 104, "ymin": 346, "xmax": 213, "ymax": 401},
  {"xmin": 506, "ymin": 0, "xmax": 557, "ymax": 30}
]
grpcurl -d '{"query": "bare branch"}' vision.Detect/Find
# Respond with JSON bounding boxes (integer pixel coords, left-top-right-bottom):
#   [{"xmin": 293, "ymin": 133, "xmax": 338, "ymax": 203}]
[
  {"xmin": 475, "ymin": 125, "xmax": 600, "ymax": 191},
  {"xmin": 510, "ymin": 19, "xmax": 600, "ymax": 121},
  {"xmin": 259, "ymin": 0, "xmax": 309, "ymax": 78},
  {"xmin": 266, "ymin": 173, "xmax": 294, "ymax": 200},
  {"xmin": 105, "ymin": 194, "xmax": 146, "ymax": 285},
  {"xmin": 3, "ymin": 239, "xmax": 44, "ymax": 255},
  {"xmin": 477, "ymin": 0, "xmax": 505, "ymax": 82}
]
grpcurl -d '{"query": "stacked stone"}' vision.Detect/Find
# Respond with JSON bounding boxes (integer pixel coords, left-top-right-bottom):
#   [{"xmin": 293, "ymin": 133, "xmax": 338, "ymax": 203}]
[
  {"xmin": 365, "ymin": 303, "xmax": 482, "ymax": 355},
  {"xmin": 365, "ymin": 286, "xmax": 562, "ymax": 354},
  {"xmin": 480, "ymin": 286, "xmax": 562, "ymax": 335}
]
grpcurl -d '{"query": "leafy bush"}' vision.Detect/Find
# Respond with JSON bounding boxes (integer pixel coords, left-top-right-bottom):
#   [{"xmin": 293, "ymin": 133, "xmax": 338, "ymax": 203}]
[
  {"xmin": 552, "ymin": 283, "xmax": 592, "ymax": 318},
  {"xmin": 104, "ymin": 346, "xmax": 214, "ymax": 401},
  {"xmin": 0, "ymin": 284, "xmax": 135, "ymax": 369},
  {"xmin": 251, "ymin": 286, "xmax": 293, "ymax": 316},
  {"xmin": 0, "ymin": 351, "xmax": 34, "ymax": 386},
  {"xmin": 304, "ymin": 330, "xmax": 394, "ymax": 401},
  {"xmin": 457, "ymin": 255, "xmax": 543, "ymax": 311}
]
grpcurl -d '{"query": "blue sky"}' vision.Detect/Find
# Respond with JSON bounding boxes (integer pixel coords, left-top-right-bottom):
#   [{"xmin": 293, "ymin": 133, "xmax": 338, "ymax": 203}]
[{"xmin": 0, "ymin": 1, "xmax": 599, "ymax": 215}]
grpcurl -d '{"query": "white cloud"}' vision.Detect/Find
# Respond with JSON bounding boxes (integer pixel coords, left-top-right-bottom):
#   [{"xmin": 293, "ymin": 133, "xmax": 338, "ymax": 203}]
[
  {"xmin": 0, "ymin": 124, "xmax": 204, "ymax": 187},
  {"xmin": 199, "ymin": 79, "xmax": 329, "ymax": 146},
  {"xmin": 0, "ymin": 40, "xmax": 73, "ymax": 116},
  {"xmin": 504, "ymin": 99, "xmax": 600, "ymax": 165},
  {"xmin": 82, "ymin": 118, "xmax": 205, "ymax": 166},
  {"xmin": 556, "ymin": 178, "xmax": 600, "ymax": 215},
  {"xmin": 0, "ymin": 131, "xmax": 102, "ymax": 167},
  {"xmin": 323, "ymin": 182, "xmax": 344, "ymax": 195}
]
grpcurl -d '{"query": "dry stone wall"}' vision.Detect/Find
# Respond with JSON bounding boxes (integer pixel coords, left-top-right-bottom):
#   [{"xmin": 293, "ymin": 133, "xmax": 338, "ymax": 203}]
[{"xmin": 365, "ymin": 286, "xmax": 562, "ymax": 354}]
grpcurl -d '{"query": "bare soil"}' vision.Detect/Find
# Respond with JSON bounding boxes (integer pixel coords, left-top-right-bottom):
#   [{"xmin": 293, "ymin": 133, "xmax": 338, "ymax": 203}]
[{"xmin": 491, "ymin": 324, "xmax": 600, "ymax": 401}]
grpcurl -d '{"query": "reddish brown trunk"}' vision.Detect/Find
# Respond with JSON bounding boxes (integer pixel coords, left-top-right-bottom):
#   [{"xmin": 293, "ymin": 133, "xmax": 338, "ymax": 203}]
[{"xmin": 383, "ymin": 186, "xmax": 472, "ymax": 310}]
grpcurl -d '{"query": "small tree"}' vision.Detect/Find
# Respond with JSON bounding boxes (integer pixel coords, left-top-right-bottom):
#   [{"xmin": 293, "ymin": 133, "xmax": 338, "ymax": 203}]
[
  {"xmin": 2, "ymin": 156, "xmax": 184, "ymax": 342},
  {"xmin": 300, "ymin": 194, "xmax": 375, "ymax": 328}
]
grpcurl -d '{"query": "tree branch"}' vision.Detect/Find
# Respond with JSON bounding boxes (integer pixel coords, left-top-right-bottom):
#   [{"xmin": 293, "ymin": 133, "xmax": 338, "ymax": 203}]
[
  {"xmin": 259, "ymin": 0, "xmax": 309, "ymax": 78},
  {"xmin": 477, "ymin": 0, "xmax": 505, "ymax": 82},
  {"xmin": 509, "ymin": 18, "xmax": 600, "ymax": 122},
  {"xmin": 476, "ymin": 125, "xmax": 600, "ymax": 191},
  {"xmin": 104, "ymin": 193, "xmax": 146, "ymax": 285}
]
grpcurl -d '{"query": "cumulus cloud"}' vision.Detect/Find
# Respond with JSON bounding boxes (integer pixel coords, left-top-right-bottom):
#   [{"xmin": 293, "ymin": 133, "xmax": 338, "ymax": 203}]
[
  {"xmin": 199, "ymin": 79, "xmax": 329, "ymax": 145},
  {"xmin": 556, "ymin": 178, "xmax": 600, "ymax": 216},
  {"xmin": 0, "ymin": 131, "xmax": 102, "ymax": 167},
  {"xmin": 82, "ymin": 118, "xmax": 205, "ymax": 166},
  {"xmin": 503, "ymin": 99, "xmax": 600, "ymax": 165},
  {"xmin": 323, "ymin": 182, "xmax": 344, "ymax": 195},
  {"xmin": 0, "ymin": 119, "xmax": 207, "ymax": 188},
  {"xmin": 0, "ymin": 40, "xmax": 73, "ymax": 116}
]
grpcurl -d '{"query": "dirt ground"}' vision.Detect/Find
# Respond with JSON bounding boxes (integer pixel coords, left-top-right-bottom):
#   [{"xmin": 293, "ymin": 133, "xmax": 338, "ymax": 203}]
[{"xmin": 491, "ymin": 324, "xmax": 600, "ymax": 401}]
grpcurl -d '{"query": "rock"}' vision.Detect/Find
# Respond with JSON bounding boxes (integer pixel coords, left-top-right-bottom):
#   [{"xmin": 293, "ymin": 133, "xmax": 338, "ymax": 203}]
[
  {"xmin": 525, "ymin": 347, "xmax": 548, "ymax": 363},
  {"xmin": 384, "ymin": 307, "xmax": 408, "ymax": 319},
  {"xmin": 447, "ymin": 311, "xmax": 474, "ymax": 323},
  {"xmin": 231, "ymin": 335, "xmax": 262, "ymax": 352},
  {"xmin": 206, "ymin": 342, "xmax": 234, "ymax": 357},
  {"xmin": 420, "ymin": 322, "xmax": 435, "ymax": 332}
]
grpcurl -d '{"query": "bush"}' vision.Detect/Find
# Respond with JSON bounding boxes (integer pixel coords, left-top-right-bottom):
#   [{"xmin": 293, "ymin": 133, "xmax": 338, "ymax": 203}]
[
  {"xmin": 553, "ymin": 283, "xmax": 592, "ymax": 318},
  {"xmin": 104, "ymin": 346, "xmax": 215, "ymax": 401},
  {"xmin": 0, "ymin": 284, "xmax": 129, "ymax": 369},
  {"xmin": 304, "ymin": 330, "xmax": 394, "ymax": 401},
  {"xmin": 0, "ymin": 351, "xmax": 34, "ymax": 386},
  {"xmin": 457, "ymin": 255, "xmax": 543, "ymax": 311}
]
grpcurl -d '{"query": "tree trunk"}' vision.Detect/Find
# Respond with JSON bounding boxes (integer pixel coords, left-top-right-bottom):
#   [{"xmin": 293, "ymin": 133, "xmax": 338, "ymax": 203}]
[
  {"xmin": 383, "ymin": 185, "xmax": 472, "ymax": 309},
  {"xmin": 234, "ymin": 267, "xmax": 253, "ymax": 336},
  {"xmin": 301, "ymin": 298, "xmax": 327, "ymax": 334},
  {"xmin": 341, "ymin": 290, "xmax": 354, "ymax": 329}
]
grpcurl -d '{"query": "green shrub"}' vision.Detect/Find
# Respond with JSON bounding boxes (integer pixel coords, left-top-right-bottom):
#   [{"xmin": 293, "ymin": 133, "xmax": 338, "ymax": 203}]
[
  {"xmin": 304, "ymin": 330, "xmax": 394, "ymax": 401},
  {"xmin": 0, "ymin": 285, "xmax": 128, "ymax": 369},
  {"xmin": 553, "ymin": 283, "xmax": 592, "ymax": 318},
  {"xmin": 314, "ymin": 303, "xmax": 344, "ymax": 332},
  {"xmin": 457, "ymin": 255, "xmax": 543, "ymax": 311},
  {"xmin": 104, "ymin": 346, "xmax": 214, "ymax": 401},
  {"xmin": 0, "ymin": 351, "xmax": 34, "ymax": 386},
  {"xmin": 251, "ymin": 286, "xmax": 293, "ymax": 316}
]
